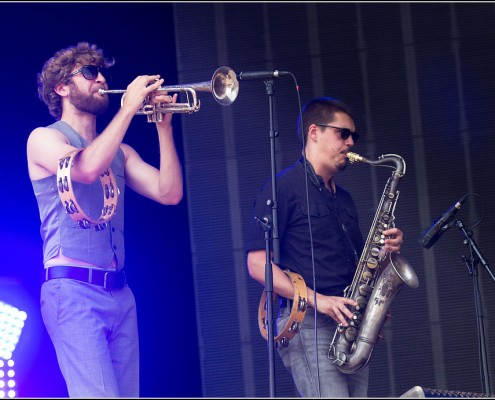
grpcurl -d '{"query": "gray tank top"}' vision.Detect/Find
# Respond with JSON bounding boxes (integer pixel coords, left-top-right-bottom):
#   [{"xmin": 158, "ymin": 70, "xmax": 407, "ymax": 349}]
[{"xmin": 31, "ymin": 120, "xmax": 126, "ymax": 268}]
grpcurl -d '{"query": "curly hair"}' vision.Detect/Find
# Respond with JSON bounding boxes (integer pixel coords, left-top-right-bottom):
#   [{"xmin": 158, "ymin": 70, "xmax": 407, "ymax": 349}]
[
  {"xmin": 37, "ymin": 42, "xmax": 115, "ymax": 120},
  {"xmin": 297, "ymin": 97, "xmax": 355, "ymax": 149}
]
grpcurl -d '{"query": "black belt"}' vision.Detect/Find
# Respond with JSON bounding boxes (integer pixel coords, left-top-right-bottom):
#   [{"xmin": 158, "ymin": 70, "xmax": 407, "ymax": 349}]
[{"xmin": 45, "ymin": 266, "xmax": 127, "ymax": 290}]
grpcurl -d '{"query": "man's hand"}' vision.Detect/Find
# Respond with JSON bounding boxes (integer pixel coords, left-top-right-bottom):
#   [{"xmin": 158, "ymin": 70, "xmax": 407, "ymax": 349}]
[
  {"xmin": 315, "ymin": 295, "xmax": 357, "ymax": 326},
  {"xmin": 152, "ymin": 92, "xmax": 178, "ymax": 125},
  {"xmin": 122, "ymin": 75, "xmax": 164, "ymax": 115},
  {"xmin": 383, "ymin": 227, "xmax": 403, "ymax": 253}
]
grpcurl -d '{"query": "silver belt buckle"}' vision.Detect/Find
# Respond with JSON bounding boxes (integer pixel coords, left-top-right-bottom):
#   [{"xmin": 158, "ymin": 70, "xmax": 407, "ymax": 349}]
[
  {"xmin": 103, "ymin": 271, "xmax": 112, "ymax": 289},
  {"xmin": 103, "ymin": 271, "xmax": 126, "ymax": 290}
]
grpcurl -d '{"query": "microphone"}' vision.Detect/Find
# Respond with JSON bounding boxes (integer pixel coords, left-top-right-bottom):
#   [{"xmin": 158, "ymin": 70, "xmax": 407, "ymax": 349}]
[
  {"xmin": 418, "ymin": 194, "xmax": 469, "ymax": 249},
  {"xmin": 237, "ymin": 70, "xmax": 290, "ymax": 80}
]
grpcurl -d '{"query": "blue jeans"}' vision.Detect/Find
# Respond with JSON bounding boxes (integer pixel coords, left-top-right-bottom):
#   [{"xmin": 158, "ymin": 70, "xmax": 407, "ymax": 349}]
[
  {"xmin": 276, "ymin": 307, "xmax": 369, "ymax": 397},
  {"xmin": 41, "ymin": 278, "xmax": 139, "ymax": 397}
]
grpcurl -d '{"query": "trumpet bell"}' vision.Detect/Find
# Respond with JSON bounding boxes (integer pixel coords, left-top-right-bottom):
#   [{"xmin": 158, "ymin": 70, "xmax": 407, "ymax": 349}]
[{"xmin": 210, "ymin": 66, "xmax": 239, "ymax": 106}]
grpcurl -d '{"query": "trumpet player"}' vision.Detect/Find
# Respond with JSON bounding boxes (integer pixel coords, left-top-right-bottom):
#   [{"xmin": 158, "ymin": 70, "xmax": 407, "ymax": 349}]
[
  {"xmin": 246, "ymin": 97, "xmax": 404, "ymax": 397},
  {"xmin": 27, "ymin": 42, "xmax": 183, "ymax": 397}
]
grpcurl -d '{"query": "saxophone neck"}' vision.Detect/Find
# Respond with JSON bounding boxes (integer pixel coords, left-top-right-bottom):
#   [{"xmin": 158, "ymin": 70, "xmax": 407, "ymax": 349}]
[{"xmin": 347, "ymin": 152, "xmax": 406, "ymax": 176}]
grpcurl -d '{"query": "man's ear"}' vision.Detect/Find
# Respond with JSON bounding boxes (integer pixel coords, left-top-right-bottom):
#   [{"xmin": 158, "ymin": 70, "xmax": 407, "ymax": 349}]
[
  {"xmin": 308, "ymin": 124, "xmax": 318, "ymax": 142},
  {"xmin": 54, "ymin": 83, "xmax": 67, "ymax": 96}
]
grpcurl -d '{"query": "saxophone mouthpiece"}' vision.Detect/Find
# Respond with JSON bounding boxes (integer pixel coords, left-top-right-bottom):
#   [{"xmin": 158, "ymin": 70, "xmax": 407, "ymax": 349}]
[{"xmin": 347, "ymin": 152, "xmax": 368, "ymax": 163}]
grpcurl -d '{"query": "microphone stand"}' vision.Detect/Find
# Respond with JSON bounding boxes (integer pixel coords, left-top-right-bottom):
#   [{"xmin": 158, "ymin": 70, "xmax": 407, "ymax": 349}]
[
  {"xmin": 455, "ymin": 219, "xmax": 494, "ymax": 395},
  {"xmin": 255, "ymin": 78, "xmax": 280, "ymax": 398}
]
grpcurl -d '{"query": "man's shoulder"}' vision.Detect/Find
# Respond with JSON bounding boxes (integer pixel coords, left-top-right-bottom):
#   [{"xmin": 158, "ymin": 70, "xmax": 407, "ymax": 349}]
[
  {"xmin": 28, "ymin": 125, "xmax": 65, "ymax": 143},
  {"xmin": 258, "ymin": 160, "xmax": 301, "ymax": 189},
  {"xmin": 278, "ymin": 159, "xmax": 304, "ymax": 180}
]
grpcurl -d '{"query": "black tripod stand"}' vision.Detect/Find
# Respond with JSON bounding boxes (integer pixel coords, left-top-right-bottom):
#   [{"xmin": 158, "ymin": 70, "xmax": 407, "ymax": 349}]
[{"xmin": 456, "ymin": 219, "xmax": 494, "ymax": 395}]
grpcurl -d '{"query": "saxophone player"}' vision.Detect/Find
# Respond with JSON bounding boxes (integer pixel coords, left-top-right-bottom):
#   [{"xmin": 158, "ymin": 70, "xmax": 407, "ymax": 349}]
[{"xmin": 246, "ymin": 97, "xmax": 404, "ymax": 398}]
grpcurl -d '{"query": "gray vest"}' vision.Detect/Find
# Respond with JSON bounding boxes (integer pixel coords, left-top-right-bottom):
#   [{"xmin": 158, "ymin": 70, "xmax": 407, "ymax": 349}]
[{"xmin": 31, "ymin": 121, "xmax": 126, "ymax": 269}]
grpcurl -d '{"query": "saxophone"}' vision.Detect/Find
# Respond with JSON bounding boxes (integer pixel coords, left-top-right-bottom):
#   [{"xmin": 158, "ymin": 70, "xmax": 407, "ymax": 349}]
[{"xmin": 328, "ymin": 152, "xmax": 419, "ymax": 374}]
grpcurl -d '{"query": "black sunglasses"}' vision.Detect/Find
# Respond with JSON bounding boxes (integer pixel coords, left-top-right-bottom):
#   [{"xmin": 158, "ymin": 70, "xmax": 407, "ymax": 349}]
[
  {"xmin": 315, "ymin": 123, "xmax": 359, "ymax": 143},
  {"xmin": 69, "ymin": 65, "xmax": 109, "ymax": 81}
]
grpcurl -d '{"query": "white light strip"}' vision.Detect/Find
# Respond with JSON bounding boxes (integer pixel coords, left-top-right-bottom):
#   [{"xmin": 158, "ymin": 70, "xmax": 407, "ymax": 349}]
[{"xmin": 0, "ymin": 302, "xmax": 27, "ymax": 360}]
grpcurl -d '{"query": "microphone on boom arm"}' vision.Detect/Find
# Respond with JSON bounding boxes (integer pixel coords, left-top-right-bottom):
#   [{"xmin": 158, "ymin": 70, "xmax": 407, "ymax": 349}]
[
  {"xmin": 237, "ymin": 70, "xmax": 291, "ymax": 81},
  {"xmin": 418, "ymin": 194, "xmax": 469, "ymax": 249}
]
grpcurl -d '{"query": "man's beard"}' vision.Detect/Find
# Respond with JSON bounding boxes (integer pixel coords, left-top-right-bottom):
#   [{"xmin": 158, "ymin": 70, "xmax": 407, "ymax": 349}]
[{"xmin": 68, "ymin": 83, "xmax": 109, "ymax": 116}]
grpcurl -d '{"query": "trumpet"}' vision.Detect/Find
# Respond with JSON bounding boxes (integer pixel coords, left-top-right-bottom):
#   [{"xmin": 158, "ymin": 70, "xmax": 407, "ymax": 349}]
[{"xmin": 98, "ymin": 66, "xmax": 239, "ymax": 122}]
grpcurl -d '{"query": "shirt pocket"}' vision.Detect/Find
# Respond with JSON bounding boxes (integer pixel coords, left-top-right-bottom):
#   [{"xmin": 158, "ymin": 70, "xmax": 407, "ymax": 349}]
[
  {"xmin": 298, "ymin": 203, "xmax": 340, "ymax": 236},
  {"xmin": 299, "ymin": 203, "xmax": 332, "ymax": 217}
]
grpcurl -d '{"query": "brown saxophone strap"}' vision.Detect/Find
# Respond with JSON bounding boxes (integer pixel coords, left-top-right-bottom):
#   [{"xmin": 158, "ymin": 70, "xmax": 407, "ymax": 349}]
[
  {"xmin": 57, "ymin": 148, "xmax": 119, "ymax": 231},
  {"xmin": 258, "ymin": 270, "xmax": 308, "ymax": 348}
]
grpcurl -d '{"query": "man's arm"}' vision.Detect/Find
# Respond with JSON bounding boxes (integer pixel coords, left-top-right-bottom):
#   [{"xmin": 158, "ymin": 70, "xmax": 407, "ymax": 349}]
[
  {"xmin": 27, "ymin": 75, "xmax": 165, "ymax": 184},
  {"xmin": 247, "ymin": 249, "xmax": 296, "ymax": 300},
  {"xmin": 247, "ymin": 249, "xmax": 357, "ymax": 326},
  {"xmin": 121, "ymin": 91, "xmax": 183, "ymax": 206}
]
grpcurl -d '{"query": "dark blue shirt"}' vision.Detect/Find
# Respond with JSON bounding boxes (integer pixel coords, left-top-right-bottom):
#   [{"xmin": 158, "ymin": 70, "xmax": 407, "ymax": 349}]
[{"xmin": 246, "ymin": 158, "xmax": 364, "ymax": 296}]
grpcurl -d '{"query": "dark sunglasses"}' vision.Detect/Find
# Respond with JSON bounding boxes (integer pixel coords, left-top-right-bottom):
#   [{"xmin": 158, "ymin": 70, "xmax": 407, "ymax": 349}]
[
  {"xmin": 315, "ymin": 123, "xmax": 359, "ymax": 143},
  {"xmin": 69, "ymin": 65, "xmax": 110, "ymax": 81}
]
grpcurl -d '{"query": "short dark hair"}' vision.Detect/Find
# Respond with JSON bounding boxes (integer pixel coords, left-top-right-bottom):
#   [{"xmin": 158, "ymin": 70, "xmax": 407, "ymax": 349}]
[
  {"xmin": 37, "ymin": 42, "xmax": 115, "ymax": 120},
  {"xmin": 297, "ymin": 97, "xmax": 354, "ymax": 148}
]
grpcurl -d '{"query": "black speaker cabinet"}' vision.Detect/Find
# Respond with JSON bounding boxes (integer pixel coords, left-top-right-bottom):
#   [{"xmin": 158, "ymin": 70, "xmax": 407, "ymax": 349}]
[{"xmin": 400, "ymin": 386, "xmax": 494, "ymax": 398}]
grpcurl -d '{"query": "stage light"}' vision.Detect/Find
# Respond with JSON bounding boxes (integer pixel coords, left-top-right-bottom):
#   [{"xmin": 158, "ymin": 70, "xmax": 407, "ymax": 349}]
[
  {"xmin": 0, "ymin": 302, "xmax": 27, "ymax": 399},
  {"xmin": 0, "ymin": 359, "xmax": 17, "ymax": 398},
  {"xmin": 0, "ymin": 302, "xmax": 27, "ymax": 361}
]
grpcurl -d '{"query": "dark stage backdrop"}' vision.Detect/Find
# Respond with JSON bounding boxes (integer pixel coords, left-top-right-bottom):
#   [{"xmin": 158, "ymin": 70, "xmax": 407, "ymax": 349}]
[
  {"xmin": 172, "ymin": 2, "xmax": 495, "ymax": 398},
  {"xmin": 0, "ymin": 3, "xmax": 201, "ymax": 398},
  {"xmin": 1, "ymin": 2, "xmax": 495, "ymax": 399}
]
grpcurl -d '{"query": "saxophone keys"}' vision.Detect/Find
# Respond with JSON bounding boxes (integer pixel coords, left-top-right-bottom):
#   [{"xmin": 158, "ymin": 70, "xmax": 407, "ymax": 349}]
[
  {"xmin": 370, "ymin": 246, "xmax": 381, "ymax": 257},
  {"xmin": 350, "ymin": 311, "xmax": 363, "ymax": 327},
  {"xmin": 355, "ymin": 295, "xmax": 368, "ymax": 310},
  {"xmin": 366, "ymin": 257, "xmax": 378, "ymax": 269},
  {"xmin": 333, "ymin": 353, "xmax": 347, "ymax": 367},
  {"xmin": 358, "ymin": 284, "xmax": 373, "ymax": 296},
  {"xmin": 361, "ymin": 271, "xmax": 373, "ymax": 281},
  {"xmin": 344, "ymin": 327, "xmax": 358, "ymax": 341}
]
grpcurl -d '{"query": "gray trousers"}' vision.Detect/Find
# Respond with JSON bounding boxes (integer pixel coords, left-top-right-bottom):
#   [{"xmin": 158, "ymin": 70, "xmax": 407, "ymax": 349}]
[
  {"xmin": 277, "ymin": 306, "xmax": 369, "ymax": 398},
  {"xmin": 41, "ymin": 278, "xmax": 139, "ymax": 397}
]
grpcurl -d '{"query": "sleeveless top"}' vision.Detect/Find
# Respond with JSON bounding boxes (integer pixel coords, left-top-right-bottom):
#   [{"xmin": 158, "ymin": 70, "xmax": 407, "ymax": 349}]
[{"xmin": 31, "ymin": 120, "xmax": 126, "ymax": 269}]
